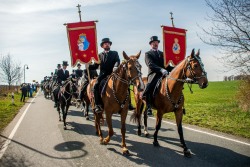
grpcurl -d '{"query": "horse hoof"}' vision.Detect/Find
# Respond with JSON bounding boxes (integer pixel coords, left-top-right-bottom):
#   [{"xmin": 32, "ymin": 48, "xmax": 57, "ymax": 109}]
[
  {"xmin": 137, "ymin": 131, "xmax": 142, "ymax": 136},
  {"xmin": 64, "ymin": 126, "xmax": 67, "ymax": 130},
  {"xmin": 153, "ymin": 141, "xmax": 160, "ymax": 147},
  {"xmin": 86, "ymin": 116, "xmax": 89, "ymax": 120},
  {"xmin": 122, "ymin": 149, "xmax": 130, "ymax": 155},
  {"xmin": 59, "ymin": 119, "xmax": 62, "ymax": 122},
  {"xmin": 184, "ymin": 149, "xmax": 192, "ymax": 158},
  {"xmin": 144, "ymin": 133, "xmax": 149, "ymax": 138},
  {"xmin": 103, "ymin": 139, "xmax": 109, "ymax": 145}
]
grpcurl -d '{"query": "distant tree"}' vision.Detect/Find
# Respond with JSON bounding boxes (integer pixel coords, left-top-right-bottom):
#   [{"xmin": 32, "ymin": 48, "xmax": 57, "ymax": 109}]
[
  {"xmin": 224, "ymin": 76, "xmax": 228, "ymax": 81},
  {"xmin": 199, "ymin": 0, "xmax": 250, "ymax": 75},
  {"xmin": 0, "ymin": 54, "xmax": 22, "ymax": 89}
]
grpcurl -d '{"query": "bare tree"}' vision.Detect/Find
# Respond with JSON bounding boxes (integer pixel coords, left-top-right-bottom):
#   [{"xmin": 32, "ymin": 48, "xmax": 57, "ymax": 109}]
[
  {"xmin": 199, "ymin": 0, "xmax": 250, "ymax": 74},
  {"xmin": 0, "ymin": 54, "xmax": 23, "ymax": 89}
]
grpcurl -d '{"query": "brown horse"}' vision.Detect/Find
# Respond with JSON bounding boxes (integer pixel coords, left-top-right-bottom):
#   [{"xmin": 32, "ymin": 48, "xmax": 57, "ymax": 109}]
[
  {"xmin": 87, "ymin": 51, "xmax": 144, "ymax": 154},
  {"xmin": 131, "ymin": 49, "xmax": 208, "ymax": 157}
]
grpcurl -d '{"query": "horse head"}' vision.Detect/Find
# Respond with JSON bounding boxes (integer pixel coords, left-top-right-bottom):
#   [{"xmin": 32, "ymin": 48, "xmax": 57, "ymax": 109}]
[
  {"xmin": 122, "ymin": 51, "xmax": 145, "ymax": 92},
  {"xmin": 185, "ymin": 49, "xmax": 208, "ymax": 89}
]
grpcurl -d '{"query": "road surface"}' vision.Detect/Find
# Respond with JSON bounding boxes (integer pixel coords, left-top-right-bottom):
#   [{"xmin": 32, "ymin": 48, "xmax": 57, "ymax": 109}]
[{"xmin": 0, "ymin": 90, "xmax": 250, "ymax": 167}]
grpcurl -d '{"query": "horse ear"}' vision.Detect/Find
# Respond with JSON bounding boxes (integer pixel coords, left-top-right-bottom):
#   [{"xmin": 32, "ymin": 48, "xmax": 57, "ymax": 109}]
[
  {"xmin": 135, "ymin": 50, "xmax": 141, "ymax": 59},
  {"xmin": 123, "ymin": 51, "xmax": 130, "ymax": 60},
  {"xmin": 191, "ymin": 49, "xmax": 195, "ymax": 58},
  {"xmin": 196, "ymin": 49, "xmax": 200, "ymax": 57}
]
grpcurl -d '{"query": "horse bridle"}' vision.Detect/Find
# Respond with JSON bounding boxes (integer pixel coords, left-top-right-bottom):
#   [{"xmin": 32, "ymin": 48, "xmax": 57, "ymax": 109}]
[
  {"xmin": 168, "ymin": 55, "xmax": 207, "ymax": 84},
  {"xmin": 112, "ymin": 58, "xmax": 143, "ymax": 108},
  {"xmin": 113, "ymin": 58, "xmax": 143, "ymax": 85}
]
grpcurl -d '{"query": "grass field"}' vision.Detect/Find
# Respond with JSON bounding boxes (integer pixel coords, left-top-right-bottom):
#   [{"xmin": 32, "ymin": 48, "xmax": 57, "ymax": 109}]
[
  {"xmin": 0, "ymin": 93, "xmax": 27, "ymax": 132},
  {"xmin": 131, "ymin": 81, "xmax": 250, "ymax": 139}
]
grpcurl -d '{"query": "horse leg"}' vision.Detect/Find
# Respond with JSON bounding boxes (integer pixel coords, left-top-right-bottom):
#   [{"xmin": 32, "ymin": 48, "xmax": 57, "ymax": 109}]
[
  {"xmin": 175, "ymin": 110, "xmax": 191, "ymax": 157},
  {"xmin": 153, "ymin": 111, "xmax": 162, "ymax": 147},
  {"xmin": 62, "ymin": 104, "xmax": 67, "ymax": 130},
  {"xmin": 57, "ymin": 102, "xmax": 61, "ymax": 121},
  {"xmin": 95, "ymin": 113, "xmax": 103, "ymax": 143},
  {"xmin": 85, "ymin": 103, "xmax": 89, "ymax": 120},
  {"xmin": 142, "ymin": 103, "xmax": 149, "ymax": 137},
  {"xmin": 121, "ymin": 111, "xmax": 129, "ymax": 155},
  {"xmin": 103, "ymin": 112, "xmax": 113, "ymax": 144}
]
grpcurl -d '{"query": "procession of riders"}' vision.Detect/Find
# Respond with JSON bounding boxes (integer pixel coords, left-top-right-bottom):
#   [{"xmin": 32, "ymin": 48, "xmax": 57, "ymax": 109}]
[{"xmin": 41, "ymin": 36, "xmax": 208, "ymax": 156}]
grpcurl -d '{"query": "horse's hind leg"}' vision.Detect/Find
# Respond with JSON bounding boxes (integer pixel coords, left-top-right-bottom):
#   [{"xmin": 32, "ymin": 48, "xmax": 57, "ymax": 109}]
[
  {"xmin": 85, "ymin": 103, "xmax": 89, "ymax": 120},
  {"xmin": 153, "ymin": 111, "xmax": 162, "ymax": 147},
  {"xmin": 103, "ymin": 112, "xmax": 113, "ymax": 144},
  {"xmin": 175, "ymin": 110, "xmax": 191, "ymax": 157}
]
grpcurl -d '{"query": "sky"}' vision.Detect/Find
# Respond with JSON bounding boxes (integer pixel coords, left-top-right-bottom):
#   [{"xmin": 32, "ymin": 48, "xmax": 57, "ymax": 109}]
[{"xmin": 0, "ymin": 0, "xmax": 232, "ymax": 84}]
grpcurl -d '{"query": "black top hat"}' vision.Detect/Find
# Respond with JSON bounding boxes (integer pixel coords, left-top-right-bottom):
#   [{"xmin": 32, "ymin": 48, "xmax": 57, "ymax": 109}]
[
  {"xmin": 149, "ymin": 36, "xmax": 160, "ymax": 44},
  {"xmin": 57, "ymin": 64, "xmax": 61, "ymax": 68},
  {"xmin": 100, "ymin": 38, "xmax": 112, "ymax": 47},
  {"xmin": 62, "ymin": 61, "xmax": 69, "ymax": 66},
  {"xmin": 77, "ymin": 63, "xmax": 81, "ymax": 67}
]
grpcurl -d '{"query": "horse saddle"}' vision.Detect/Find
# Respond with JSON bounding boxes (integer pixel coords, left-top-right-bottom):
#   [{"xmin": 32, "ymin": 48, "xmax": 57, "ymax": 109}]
[{"xmin": 100, "ymin": 76, "xmax": 110, "ymax": 96}]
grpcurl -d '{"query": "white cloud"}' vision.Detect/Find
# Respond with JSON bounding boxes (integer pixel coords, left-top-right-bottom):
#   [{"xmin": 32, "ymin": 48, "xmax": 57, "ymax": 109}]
[{"xmin": 0, "ymin": 0, "xmax": 126, "ymax": 14}]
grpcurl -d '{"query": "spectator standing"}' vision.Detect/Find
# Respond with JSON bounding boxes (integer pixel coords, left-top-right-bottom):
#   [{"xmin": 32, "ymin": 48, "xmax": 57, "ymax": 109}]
[{"xmin": 20, "ymin": 84, "xmax": 27, "ymax": 102}]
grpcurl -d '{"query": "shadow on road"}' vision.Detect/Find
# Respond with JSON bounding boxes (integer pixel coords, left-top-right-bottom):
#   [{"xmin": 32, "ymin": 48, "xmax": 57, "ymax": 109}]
[
  {"xmin": 0, "ymin": 135, "xmax": 88, "ymax": 166},
  {"xmin": 65, "ymin": 111, "xmax": 250, "ymax": 167}
]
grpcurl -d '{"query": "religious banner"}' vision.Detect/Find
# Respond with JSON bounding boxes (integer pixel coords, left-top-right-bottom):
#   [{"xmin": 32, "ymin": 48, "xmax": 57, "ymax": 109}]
[
  {"xmin": 66, "ymin": 21, "xmax": 99, "ymax": 67},
  {"xmin": 162, "ymin": 26, "xmax": 186, "ymax": 67}
]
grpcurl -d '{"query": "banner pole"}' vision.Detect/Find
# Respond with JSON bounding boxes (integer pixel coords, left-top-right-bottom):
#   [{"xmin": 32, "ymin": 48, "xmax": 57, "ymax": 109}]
[
  {"xmin": 170, "ymin": 12, "xmax": 175, "ymax": 27},
  {"xmin": 76, "ymin": 4, "xmax": 82, "ymax": 22}
]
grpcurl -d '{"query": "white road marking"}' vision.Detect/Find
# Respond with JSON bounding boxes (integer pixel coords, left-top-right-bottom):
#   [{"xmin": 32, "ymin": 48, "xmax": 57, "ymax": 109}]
[
  {"xmin": 129, "ymin": 111, "xmax": 250, "ymax": 146},
  {"xmin": 150, "ymin": 116, "xmax": 250, "ymax": 146},
  {"xmin": 0, "ymin": 91, "xmax": 39, "ymax": 159}
]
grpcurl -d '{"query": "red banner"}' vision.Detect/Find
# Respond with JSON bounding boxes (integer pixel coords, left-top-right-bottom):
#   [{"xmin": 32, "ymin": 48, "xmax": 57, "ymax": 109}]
[
  {"xmin": 162, "ymin": 26, "xmax": 186, "ymax": 67},
  {"xmin": 66, "ymin": 21, "xmax": 99, "ymax": 67}
]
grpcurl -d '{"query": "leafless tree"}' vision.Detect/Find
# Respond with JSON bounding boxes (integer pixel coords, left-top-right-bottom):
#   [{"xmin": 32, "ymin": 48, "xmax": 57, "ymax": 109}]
[
  {"xmin": 0, "ymin": 54, "xmax": 23, "ymax": 89},
  {"xmin": 199, "ymin": 0, "xmax": 250, "ymax": 75}
]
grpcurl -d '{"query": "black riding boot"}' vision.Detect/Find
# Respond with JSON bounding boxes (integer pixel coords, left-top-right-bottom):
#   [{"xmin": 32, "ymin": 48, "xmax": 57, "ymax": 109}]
[
  {"xmin": 93, "ymin": 87, "xmax": 102, "ymax": 113},
  {"xmin": 146, "ymin": 95, "xmax": 153, "ymax": 116}
]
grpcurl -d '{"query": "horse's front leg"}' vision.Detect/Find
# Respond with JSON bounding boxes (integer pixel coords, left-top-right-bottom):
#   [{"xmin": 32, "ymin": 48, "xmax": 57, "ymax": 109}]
[
  {"xmin": 153, "ymin": 111, "xmax": 162, "ymax": 147},
  {"xmin": 62, "ymin": 103, "xmax": 67, "ymax": 130},
  {"xmin": 175, "ymin": 110, "xmax": 191, "ymax": 157},
  {"xmin": 103, "ymin": 112, "xmax": 113, "ymax": 144},
  {"xmin": 94, "ymin": 113, "xmax": 103, "ymax": 143},
  {"xmin": 142, "ymin": 102, "xmax": 149, "ymax": 137},
  {"xmin": 85, "ymin": 102, "xmax": 89, "ymax": 120},
  {"xmin": 120, "ymin": 110, "xmax": 129, "ymax": 155},
  {"xmin": 57, "ymin": 101, "xmax": 61, "ymax": 122}
]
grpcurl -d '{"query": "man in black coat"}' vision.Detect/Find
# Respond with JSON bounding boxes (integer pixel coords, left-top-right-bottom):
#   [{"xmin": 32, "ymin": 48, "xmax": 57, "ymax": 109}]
[
  {"xmin": 144, "ymin": 36, "xmax": 173, "ymax": 115},
  {"xmin": 75, "ymin": 63, "xmax": 83, "ymax": 78},
  {"xmin": 88, "ymin": 38, "xmax": 120, "ymax": 113},
  {"xmin": 57, "ymin": 61, "xmax": 70, "ymax": 84}
]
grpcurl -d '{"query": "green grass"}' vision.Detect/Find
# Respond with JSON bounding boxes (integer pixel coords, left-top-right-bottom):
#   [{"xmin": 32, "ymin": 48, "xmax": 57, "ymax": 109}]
[
  {"xmin": 0, "ymin": 93, "xmax": 26, "ymax": 132},
  {"xmin": 131, "ymin": 81, "xmax": 250, "ymax": 138}
]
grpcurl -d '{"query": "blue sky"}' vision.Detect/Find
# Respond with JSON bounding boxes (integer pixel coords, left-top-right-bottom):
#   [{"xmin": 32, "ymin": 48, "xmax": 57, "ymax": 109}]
[{"xmin": 0, "ymin": 0, "xmax": 231, "ymax": 84}]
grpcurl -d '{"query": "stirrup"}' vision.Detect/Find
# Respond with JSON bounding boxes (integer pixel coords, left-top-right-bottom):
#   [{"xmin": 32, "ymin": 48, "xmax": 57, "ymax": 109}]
[{"xmin": 94, "ymin": 106, "xmax": 102, "ymax": 113}]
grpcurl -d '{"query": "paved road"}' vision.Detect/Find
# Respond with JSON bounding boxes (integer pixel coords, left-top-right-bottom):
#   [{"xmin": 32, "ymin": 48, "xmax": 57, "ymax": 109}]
[{"xmin": 0, "ymin": 90, "xmax": 250, "ymax": 167}]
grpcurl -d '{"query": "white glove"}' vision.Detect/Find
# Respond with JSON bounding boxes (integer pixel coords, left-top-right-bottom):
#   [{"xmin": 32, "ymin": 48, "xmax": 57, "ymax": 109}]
[
  {"xmin": 160, "ymin": 69, "xmax": 168, "ymax": 76},
  {"xmin": 113, "ymin": 67, "xmax": 118, "ymax": 72}
]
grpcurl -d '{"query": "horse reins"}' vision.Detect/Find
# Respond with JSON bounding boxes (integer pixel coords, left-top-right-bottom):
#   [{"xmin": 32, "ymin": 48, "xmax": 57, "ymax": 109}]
[{"xmin": 111, "ymin": 58, "xmax": 142, "ymax": 109}]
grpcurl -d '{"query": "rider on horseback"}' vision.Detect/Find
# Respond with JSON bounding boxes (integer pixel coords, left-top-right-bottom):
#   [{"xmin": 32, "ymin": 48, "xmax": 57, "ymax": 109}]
[
  {"xmin": 87, "ymin": 38, "xmax": 120, "ymax": 113},
  {"xmin": 143, "ymin": 36, "xmax": 174, "ymax": 115},
  {"xmin": 54, "ymin": 61, "xmax": 70, "ymax": 108}
]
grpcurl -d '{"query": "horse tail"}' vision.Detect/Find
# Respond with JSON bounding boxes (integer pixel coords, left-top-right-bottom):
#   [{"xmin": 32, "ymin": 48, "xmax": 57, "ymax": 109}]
[{"xmin": 130, "ymin": 101, "xmax": 143, "ymax": 124}]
